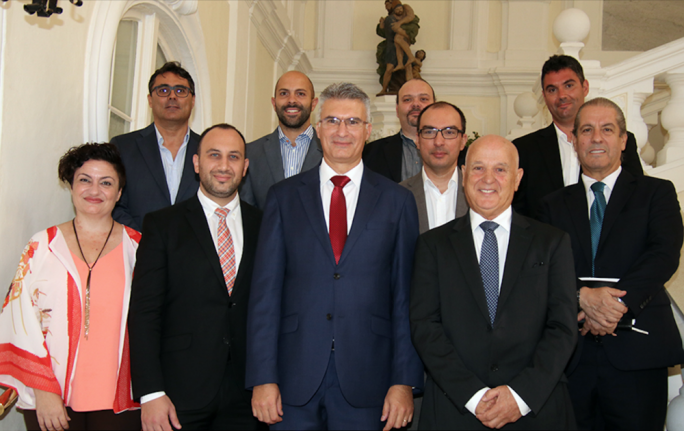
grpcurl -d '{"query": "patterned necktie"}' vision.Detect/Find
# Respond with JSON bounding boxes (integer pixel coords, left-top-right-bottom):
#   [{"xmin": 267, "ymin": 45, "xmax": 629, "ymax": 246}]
[
  {"xmin": 479, "ymin": 221, "xmax": 500, "ymax": 325},
  {"xmin": 329, "ymin": 176, "xmax": 351, "ymax": 264},
  {"xmin": 590, "ymin": 181, "xmax": 607, "ymax": 276},
  {"xmin": 215, "ymin": 207, "xmax": 236, "ymax": 295}
]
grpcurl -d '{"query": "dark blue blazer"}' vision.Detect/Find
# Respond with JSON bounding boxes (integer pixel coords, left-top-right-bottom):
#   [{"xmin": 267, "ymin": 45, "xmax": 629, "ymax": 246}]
[
  {"xmin": 111, "ymin": 123, "xmax": 200, "ymax": 231},
  {"xmin": 245, "ymin": 165, "xmax": 424, "ymax": 407}
]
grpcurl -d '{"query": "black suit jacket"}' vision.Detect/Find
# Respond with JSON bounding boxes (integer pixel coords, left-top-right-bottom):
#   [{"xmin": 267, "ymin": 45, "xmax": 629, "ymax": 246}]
[
  {"xmin": 410, "ymin": 211, "xmax": 577, "ymax": 429},
  {"xmin": 538, "ymin": 170, "xmax": 684, "ymax": 372},
  {"xmin": 112, "ymin": 123, "xmax": 200, "ymax": 231},
  {"xmin": 513, "ymin": 124, "xmax": 643, "ymax": 219},
  {"xmin": 128, "ymin": 196, "xmax": 262, "ymax": 410}
]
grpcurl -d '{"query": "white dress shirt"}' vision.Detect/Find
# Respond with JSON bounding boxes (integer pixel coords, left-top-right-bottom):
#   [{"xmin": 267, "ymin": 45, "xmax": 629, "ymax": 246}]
[
  {"xmin": 464, "ymin": 206, "xmax": 531, "ymax": 417},
  {"xmin": 141, "ymin": 189, "xmax": 244, "ymax": 404},
  {"xmin": 154, "ymin": 125, "xmax": 190, "ymax": 204},
  {"xmin": 581, "ymin": 166, "xmax": 621, "ymax": 218},
  {"xmin": 320, "ymin": 159, "xmax": 364, "ymax": 234},
  {"xmin": 423, "ymin": 167, "xmax": 460, "ymax": 230},
  {"xmin": 554, "ymin": 123, "xmax": 580, "ymax": 187}
]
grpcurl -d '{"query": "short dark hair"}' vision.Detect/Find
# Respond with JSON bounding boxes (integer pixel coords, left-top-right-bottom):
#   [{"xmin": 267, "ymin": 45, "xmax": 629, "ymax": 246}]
[
  {"xmin": 541, "ymin": 55, "xmax": 585, "ymax": 86},
  {"xmin": 396, "ymin": 78, "xmax": 436, "ymax": 105},
  {"xmin": 573, "ymin": 97, "xmax": 626, "ymax": 137},
  {"xmin": 148, "ymin": 61, "xmax": 195, "ymax": 96},
  {"xmin": 417, "ymin": 101, "xmax": 466, "ymax": 133},
  {"xmin": 58, "ymin": 143, "xmax": 126, "ymax": 190},
  {"xmin": 197, "ymin": 123, "xmax": 247, "ymax": 154}
]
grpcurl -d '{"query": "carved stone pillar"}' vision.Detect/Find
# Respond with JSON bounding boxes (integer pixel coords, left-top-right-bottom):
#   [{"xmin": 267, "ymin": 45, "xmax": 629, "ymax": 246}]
[
  {"xmin": 369, "ymin": 95, "xmax": 400, "ymax": 142},
  {"xmin": 657, "ymin": 68, "xmax": 684, "ymax": 165}
]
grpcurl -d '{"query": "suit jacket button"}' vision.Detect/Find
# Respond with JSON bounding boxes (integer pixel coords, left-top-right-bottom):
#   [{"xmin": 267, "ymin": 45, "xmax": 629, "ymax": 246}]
[
  {"xmin": 490, "ymin": 365, "xmax": 498, "ymax": 372},
  {"xmin": 228, "ymin": 301, "xmax": 235, "ymax": 308},
  {"xmin": 223, "ymin": 336, "xmax": 230, "ymax": 345},
  {"xmin": 326, "ymin": 313, "xmax": 332, "ymax": 320},
  {"xmin": 333, "ymin": 273, "xmax": 341, "ymax": 280}
]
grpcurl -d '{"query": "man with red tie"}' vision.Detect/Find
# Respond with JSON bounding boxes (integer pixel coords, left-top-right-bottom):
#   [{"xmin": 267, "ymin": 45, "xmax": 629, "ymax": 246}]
[{"xmin": 246, "ymin": 83, "xmax": 423, "ymax": 430}]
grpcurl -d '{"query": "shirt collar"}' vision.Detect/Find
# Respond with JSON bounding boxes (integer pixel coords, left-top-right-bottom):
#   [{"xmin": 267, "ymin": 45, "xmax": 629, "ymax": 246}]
[
  {"xmin": 469, "ymin": 206, "xmax": 513, "ymax": 235},
  {"xmin": 422, "ymin": 166, "xmax": 459, "ymax": 193},
  {"xmin": 581, "ymin": 166, "xmax": 622, "ymax": 193},
  {"xmin": 553, "ymin": 123, "xmax": 573, "ymax": 147},
  {"xmin": 197, "ymin": 188, "xmax": 241, "ymax": 221},
  {"xmin": 399, "ymin": 130, "xmax": 417, "ymax": 148},
  {"xmin": 154, "ymin": 124, "xmax": 191, "ymax": 149},
  {"xmin": 277, "ymin": 125, "xmax": 314, "ymax": 145},
  {"xmin": 319, "ymin": 158, "xmax": 364, "ymax": 187}
]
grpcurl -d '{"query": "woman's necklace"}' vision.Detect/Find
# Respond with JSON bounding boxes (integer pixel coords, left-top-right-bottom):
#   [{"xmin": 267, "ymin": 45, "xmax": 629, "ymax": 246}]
[{"xmin": 72, "ymin": 218, "xmax": 115, "ymax": 340}]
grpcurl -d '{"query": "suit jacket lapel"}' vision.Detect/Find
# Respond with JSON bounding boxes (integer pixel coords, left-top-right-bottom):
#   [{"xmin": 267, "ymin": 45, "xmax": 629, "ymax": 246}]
[
  {"xmin": 497, "ymin": 213, "xmax": 533, "ymax": 316},
  {"xmin": 541, "ymin": 124, "xmax": 565, "ymax": 190},
  {"xmin": 184, "ymin": 196, "xmax": 225, "ymax": 288},
  {"xmin": 450, "ymin": 217, "xmax": 491, "ymax": 323},
  {"xmin": 301, "ymin": 131, "xmax": 323, "ymax": 172},
  {"xmin": 297, "ymin": 169, "xmax": 337, "ymax": 266},
  {"xmin": 138, "ymin": 125, "xmax": 171, "ymax": 203},
  {"xmin": 177, "ymin": 131, "xmax": 199, "ymax": 202},
  {"xmin": 232, "ymin": 202, "xmax": 259, "ymax": 297},
  {"xmin": 565, "ymin": 183, "xmax": 593, "ymax": 269},
  {"xmin": 455, "ymin": 169, "xmax": 469, "ymax": 218},
  {"xmin": 265, "ymin": 129, "xmax": 285, "ymax": 183},
  {"xmin": 599, "ymin": 170, "xmax": 635, "ymax": 254},
  {"xmin": 340, "ymin": 168, "xmax": 382, "ymax": 264},
  {"xmin": 405, "ymin": 174, "xmax": 429, "ymax": 234}
]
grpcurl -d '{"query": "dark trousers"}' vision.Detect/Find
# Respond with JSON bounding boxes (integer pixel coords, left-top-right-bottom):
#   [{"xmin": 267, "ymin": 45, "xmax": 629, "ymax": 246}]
[
  {"xmin": 568, "ymin": 336, "xmax": 668, "ymax": 430},
  {"xmin": 272, "ymin": 352, "xmax": 384, "ymax": 430},
  {"xmin": 176, "ymin": 366, "xmax": 266, "ymax": 431},
  {"xmin": 23, "ymin": 408, "xmax": 140, "ymax": 431}
]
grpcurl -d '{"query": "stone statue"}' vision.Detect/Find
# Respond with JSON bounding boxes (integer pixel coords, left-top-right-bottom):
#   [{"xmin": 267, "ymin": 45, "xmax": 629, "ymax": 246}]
[{"xmin": 376, "ymin": 0, "xmax": 420, "ymax": 96}]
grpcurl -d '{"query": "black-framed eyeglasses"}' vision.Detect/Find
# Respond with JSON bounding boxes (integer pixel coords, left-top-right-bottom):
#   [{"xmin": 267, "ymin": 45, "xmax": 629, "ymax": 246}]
[
  {"xmin": 319, "ymin": 117, "xmax": 368, "ymax": 129},
  {"xmin": 152, "ymin": 85, "xmax": 194, "ymax": 98},
  {"xmin": 419, "ymin": 127, "xmax": 464, "ymax": 140}
]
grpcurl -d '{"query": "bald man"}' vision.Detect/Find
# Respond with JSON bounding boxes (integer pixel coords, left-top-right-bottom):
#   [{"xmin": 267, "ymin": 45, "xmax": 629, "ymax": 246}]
[
  {"xmin": 410, "ymin": 135, "xmax": 577, "ymax": 429},
  {"xmin": 240, "ymin": 71, "xmax": 323, "ymax": 209}
]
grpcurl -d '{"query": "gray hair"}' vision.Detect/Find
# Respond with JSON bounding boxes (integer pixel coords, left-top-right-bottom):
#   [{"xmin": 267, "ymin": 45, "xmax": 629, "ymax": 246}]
[
  {"xmin": 318, "ymin": 83, "xmax": 371, "ymax": 122},
  {"xmin": 573, "ymin": 97, "xmax": 627, "ymax": 137}
]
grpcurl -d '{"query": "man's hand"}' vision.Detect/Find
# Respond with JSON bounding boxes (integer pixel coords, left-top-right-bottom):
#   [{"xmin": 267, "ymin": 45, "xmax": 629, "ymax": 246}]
[
  {"xmin": 580, "ymin": 313, "xmax": 618, "ymax": 337},
  {"xmin": 141, "ymin": 395, "xmax": 181, "ymax": 431},
  {"xmin": 381, "ymin": 385, "xmax": 413, "ymax": 430},
  {"xmin": 251, "ymin": 384, "xmax": 283, "ymax": 425},
  {"xmin": 474, "ymin": 393, "xmax": 496, "ymax": 417},
  {"xmin": 34, "ymin": 388, "xmax": 70, "ymax": 431},
  {"xmin": 579, "ymin": 286, "xmax": 627, "ymax": 328},
  {"xmin": 476, "ymin": 386, "xmax": 522, "ymax": 429}
]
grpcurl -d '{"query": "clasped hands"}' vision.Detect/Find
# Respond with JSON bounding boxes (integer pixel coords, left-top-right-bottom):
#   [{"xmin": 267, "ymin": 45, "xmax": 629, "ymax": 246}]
[
  {"xmin": 578, "ymin": 286, "xmax": 628, "ymax": 336},
  {"xmin": 475, "ymin": 386, "xmax": 522, "ymax": 429}
]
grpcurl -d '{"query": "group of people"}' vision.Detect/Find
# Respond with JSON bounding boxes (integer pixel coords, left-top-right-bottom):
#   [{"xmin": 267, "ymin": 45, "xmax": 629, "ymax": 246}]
[{"xmin": 0, "ymin": 54, "xmax": 681, "ymax": 431}]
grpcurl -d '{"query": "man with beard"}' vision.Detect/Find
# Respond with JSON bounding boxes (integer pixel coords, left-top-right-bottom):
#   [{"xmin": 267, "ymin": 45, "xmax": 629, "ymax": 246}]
[
  {"xmin": 112, "ymin": 61, "xmax": 201, "ymax": 231},
  {"xmin": 363, "ymin": 78, "xmax": 438, "ymax": 183},
  {"xmin": 129, "ymin": 124, "xmax": 265, "ymax": 430},
  {"xmin": 241, "ymin": 71, "xmax": 322, "ymax": 209}
]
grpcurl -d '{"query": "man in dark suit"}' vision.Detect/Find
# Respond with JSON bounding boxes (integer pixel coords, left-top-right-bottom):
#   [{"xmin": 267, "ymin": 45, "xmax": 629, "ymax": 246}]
[
  {"xmin": 538, "ymin": 98, "xmax": 684, "ymax": 430},
  {"xmin": 111, "ymin": 61, "xmax": 200, "ymax": 231},
  {"xmin": 240, "ymin": 71, "xmax": 322, "ymax": 209},
  {"xmin": 129, "ymin": 124, "xmax": 264, "ymax": 430},
  {"xmin": 363, "ymin": 78, "xmax": 435, "ymax": 182},
  {"xmin": 401, "ymin": 101, "xmax": 469, "ymax": 234},
  {"xmin": 246, "ymin": 83, "xmax": 423, "ymax": 430},
  {"xmin": 411, "ymin": 135, "xmax": 577, "ymax": 429},
  {"xmin": 513, "ymin": 55, "xmax": 643, "ymax": 219}
]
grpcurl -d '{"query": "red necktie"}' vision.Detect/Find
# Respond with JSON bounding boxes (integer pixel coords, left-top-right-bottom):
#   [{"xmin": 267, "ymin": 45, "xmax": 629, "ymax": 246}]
[
  {"xmin": 215, "ymin": 207, "xmax": 236, "ymax": 295},
  {"xmin": 329, "ymin": 176, "xmax": 351, "ymax": 264}
]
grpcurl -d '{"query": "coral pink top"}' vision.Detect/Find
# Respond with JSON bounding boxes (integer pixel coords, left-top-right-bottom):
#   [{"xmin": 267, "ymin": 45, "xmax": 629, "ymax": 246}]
[{"xmin": 69, "ymin": 242, "xmax": 125, "ymax": 412}]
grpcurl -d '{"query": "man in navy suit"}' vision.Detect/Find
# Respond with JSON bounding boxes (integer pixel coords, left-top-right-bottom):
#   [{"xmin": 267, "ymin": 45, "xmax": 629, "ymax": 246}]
[
  {"xmin": 112, "ymin": 61, "xmax": 200, "ymax": 231},
  {"xmin": 246, "ymin": 83, "xmax": 423, "ymax": 430},
  {"xmin": 538, "ymin": 98, "xmax": 684, "ymax": 430}
]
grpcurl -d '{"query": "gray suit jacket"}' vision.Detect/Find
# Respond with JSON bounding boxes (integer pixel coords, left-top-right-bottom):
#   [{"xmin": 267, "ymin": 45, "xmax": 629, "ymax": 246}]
[
  {"xmin": 240, "ymin": 128, "xmax": 323, "ymax": 209},
  {"xmin": 400, "ymin": 170, "xmax": 469, "ymax": 234}
]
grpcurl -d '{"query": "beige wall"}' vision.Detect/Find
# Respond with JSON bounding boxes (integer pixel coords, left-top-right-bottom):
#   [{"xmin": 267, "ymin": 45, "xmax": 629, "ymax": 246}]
[
  {"xmin": 251, "ymin": 38, "xmax": 277, "ymax": 141},
  {"xmin": 198, "ymin": 1, "xmax": 231, "ymax": 125}
]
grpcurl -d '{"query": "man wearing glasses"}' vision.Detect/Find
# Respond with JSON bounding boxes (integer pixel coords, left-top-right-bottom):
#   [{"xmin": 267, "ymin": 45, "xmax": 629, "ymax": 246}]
[
  {"xmin": 246, "ymin": 83, "xmax": 423, "ymax": 430},
  {"xmin": 112, "ymin": 61, "xmax": 200, "ymax": 231},
  {"xmin": 401, "ymin": 102, "xmax": 469, "ymax": 234}
]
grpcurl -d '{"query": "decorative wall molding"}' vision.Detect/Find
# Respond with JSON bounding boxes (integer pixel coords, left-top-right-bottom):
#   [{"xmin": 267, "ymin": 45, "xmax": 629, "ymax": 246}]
[
  {"xmin": 162, "ymin": 0, "xmax": 197, "ymax": 16},
  {"xmin": 251, "ymin": 0, "xmax": 310, "ymax": 72}
]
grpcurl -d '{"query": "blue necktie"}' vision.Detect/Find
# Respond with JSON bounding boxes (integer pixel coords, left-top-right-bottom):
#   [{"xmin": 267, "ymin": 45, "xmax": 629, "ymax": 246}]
[
  {"xmin": 480, "ymin": 221, "xmax": 499, "ymax": 325},
  {"xmin": 590, "ymin": 182, "xmax": 607, "ymax": 276}
]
